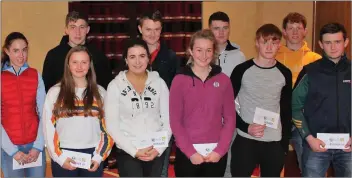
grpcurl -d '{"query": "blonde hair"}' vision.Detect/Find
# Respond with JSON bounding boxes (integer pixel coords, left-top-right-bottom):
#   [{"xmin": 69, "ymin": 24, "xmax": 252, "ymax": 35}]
[{"xmin": 186, "ymin": 29, "xmax": 218, "ymax": 65}]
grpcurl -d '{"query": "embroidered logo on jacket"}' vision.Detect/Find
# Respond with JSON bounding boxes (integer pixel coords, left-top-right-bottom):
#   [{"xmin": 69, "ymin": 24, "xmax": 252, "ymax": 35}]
[{"xmin": 213, "ymin": 82, "xmax": 220, "ymax": 88}]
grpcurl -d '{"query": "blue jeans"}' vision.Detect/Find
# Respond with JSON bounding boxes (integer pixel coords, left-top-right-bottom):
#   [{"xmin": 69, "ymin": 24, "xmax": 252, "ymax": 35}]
[
  {"xmin": 1, "ymin": 143, "xmax": 46, "ymax": 177},
  {"xmin": 302, "ymin": 142, "xmax": 352, "ymax": 177},
  {"xmin": 290, "ymin": 126, "xmax": 303, "ymax": 171}
]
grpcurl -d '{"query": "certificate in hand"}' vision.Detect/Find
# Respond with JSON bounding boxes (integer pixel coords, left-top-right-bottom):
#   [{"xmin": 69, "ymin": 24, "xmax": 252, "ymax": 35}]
[
  {"xmin": 317, "ymin": 133, "xmax": 350, "ymax": 149},
  {"xmin": 151, "ymin": 131, "xmax": 168, "ymax": 148},
  {"xmin": 193, "ymin": 143, "xmax": 218, "ymax": 156},
  {"xmin": 253, "ymin": 107, "xmax": 280, "ymax": 129},
  {"xmin": 62, "ymin": 149, "xmax": 92, "ymax": 169},
  {"xmin": 132, "ymin": 131, "xmax": 169, "ymax": 149},
  {"xmin": 13, "ymin": 152, "xmax": 42, "ymax": 170}
]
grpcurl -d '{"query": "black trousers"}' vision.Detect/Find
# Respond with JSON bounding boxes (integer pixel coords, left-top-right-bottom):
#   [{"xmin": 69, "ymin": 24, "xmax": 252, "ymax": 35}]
[
  {"xmin": 174, "ymin": 147, "xmax": 228, "ymax": 177},
  {"xmin": 116, "ymin": 148, "xmax": 165, "ymax": 177},
  {"xmin": 230, "ymin": 135, "xmax": 285, "ymax": 177}
]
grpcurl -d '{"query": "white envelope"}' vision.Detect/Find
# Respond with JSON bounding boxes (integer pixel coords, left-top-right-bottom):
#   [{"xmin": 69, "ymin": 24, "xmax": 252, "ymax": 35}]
[
  {"xmin": 151, "ymin": 131, "xmax": 168, "ymax": 148},
  {"xmin": 13, "ymin": 152, "xmax": 42, "ymax": 170},
  {"xmin": 317, "ymin": 133, "xmax": 350, "ymax": 149},
  {"xmin": 253, "ymin": 107, "xmax": 280, "ymax": 129},
  {"xmin": 132, "ymin": 131, "xmax": 169, "ymax": 149},
  {"xmin": 131, "ymin": 135, "xmax": 154, "ymax": 149},
  {"xmin": 62, "ymin": 150, "xmax": 92, "ymax": 169},
  {"xmin": 193, "ymin": 143, "xmax": 218, "ymax": 156}
]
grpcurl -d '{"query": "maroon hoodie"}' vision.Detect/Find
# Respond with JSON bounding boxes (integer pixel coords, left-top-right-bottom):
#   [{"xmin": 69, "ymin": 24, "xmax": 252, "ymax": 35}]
[{"xmin": 169, "ymin": 64, "xmax": 236, "ymax": 158}]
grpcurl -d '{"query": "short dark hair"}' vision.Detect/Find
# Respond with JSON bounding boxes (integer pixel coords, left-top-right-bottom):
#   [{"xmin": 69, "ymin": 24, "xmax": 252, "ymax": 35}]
[
  {"xmin": 282, "ymin": 12, "xmax": 307, "ymax": 29},
  {"xmin": 319, "ymin": 22, "xmax": 347, "ymax": 41},
  {"xmin": 138, "ymin": 10, "xmax": 162, "ymax": 26},
  {"xmin": 208, "ymin": 11, "xmax": 230, "ymax": 26},
  {"xmin": 256, "ymin": 24, "xmax": 282, "ymax": 41},
  {"xmin": 65, "ymin": 11, "xmax": 89, "ymax": 27}
]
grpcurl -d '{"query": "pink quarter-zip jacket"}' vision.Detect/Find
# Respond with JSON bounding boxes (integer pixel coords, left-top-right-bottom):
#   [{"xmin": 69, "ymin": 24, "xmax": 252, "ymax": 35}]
[{"xmin": 169, "ymin": 64, "xmax": 236, "ymax": 158}]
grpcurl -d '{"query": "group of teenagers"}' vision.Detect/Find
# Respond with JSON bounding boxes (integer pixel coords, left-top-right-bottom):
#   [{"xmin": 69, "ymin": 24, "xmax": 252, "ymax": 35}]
[{"xmin": 1, "ymin": 9, "xmax": 351, "ymax": 178}]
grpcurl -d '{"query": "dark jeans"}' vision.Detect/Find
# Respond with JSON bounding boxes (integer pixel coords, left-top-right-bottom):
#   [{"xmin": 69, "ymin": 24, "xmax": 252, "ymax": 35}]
[
  {"xmin": 51, "ymin": 147, "xmax": 104, "ymax": 177},
  {"xmin": 302, "ymin": 142, "xmax": 352, "ymax": 177},
  {"xmin": 174, "ymin": 147, "xmax": 228, "ymax": 177},
  {"xmin": 116, "ymin": 148, "xmax": 165, "ymax": 177},
  {"xmin": 230, "ymin": 135, "xmax": 285, "ymax": 177},
  {"xmin": 290, "ymin": 126, "xmax": 303, "ymax": 171}
]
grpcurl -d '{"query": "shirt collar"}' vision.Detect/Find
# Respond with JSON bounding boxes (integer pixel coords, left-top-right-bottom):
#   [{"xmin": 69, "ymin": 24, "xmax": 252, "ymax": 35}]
[{"xmin": 2, "ymin": 61, "xmax": 29, "ymax": 73}]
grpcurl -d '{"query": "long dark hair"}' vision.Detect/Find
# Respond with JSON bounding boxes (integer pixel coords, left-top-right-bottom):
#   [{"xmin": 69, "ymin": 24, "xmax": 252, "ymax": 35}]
[
  {"xmin": 121, "ymin": 38, "xmax": 151, "ymax": 70},
  {"xmin": 53, "ymin": 45, "xmax": 104, "ymax": 119},
  {"xmin": 1, "ymin": 32, "xmax": 28, "ymax": 69}
]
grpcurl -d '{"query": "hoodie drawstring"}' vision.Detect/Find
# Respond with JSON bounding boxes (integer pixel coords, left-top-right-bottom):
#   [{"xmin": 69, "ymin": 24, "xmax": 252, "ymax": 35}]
[{"xmin": 192, "ymin": 76, "xmax": 195, "ymax": 87}]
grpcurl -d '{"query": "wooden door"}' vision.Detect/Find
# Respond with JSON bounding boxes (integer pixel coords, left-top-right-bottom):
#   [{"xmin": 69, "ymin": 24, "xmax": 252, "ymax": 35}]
[{"xmin": 313, "ymin": 1, "xmax": 351, "ymax": 58}]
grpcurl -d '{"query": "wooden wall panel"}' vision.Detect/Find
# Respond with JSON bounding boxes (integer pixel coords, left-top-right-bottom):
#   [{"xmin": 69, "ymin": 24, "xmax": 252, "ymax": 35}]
[{"xmin": 313, "ymin": 1, "xmax": 351, "ymax": 58}]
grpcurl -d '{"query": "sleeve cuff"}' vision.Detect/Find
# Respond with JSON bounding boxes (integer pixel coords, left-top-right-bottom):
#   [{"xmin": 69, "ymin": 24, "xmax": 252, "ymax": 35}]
[
  {"xmin": 9, "ymin": 150, "xmax": 20, "ymax": 157},
  {"xmin": 32, "ymin": 146, "xmax": 43, "ymax": 152},
  {"xmin": 155, "ymin": 147, "xmax": 166, "ymax": 156},
  {"xmin": 301, "ymin": 129, "xmax": 311, "ymax": 139},
  {"xmin": 213, "ymin": 147, "xmax": 226, "ymax": 157},
  {"xmin": 57, "ymin": 154, "xmax": 69, "ymax": 167},
  {"xmin": 125, "ymin": 148, "xmax": 138, "ymax": 158},
  {"xmin": 92, "ymin": 154, "xmax": 103, "ymax": 165},
  {"xmin": 184, "ymin": 147, "xmax": 197, "ymax": 159}
]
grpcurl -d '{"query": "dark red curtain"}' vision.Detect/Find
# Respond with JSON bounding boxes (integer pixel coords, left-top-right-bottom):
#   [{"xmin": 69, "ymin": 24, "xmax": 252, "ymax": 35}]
[{"xmin": 69, "ymin": 1, "xmax": 202, "ymax": 75}]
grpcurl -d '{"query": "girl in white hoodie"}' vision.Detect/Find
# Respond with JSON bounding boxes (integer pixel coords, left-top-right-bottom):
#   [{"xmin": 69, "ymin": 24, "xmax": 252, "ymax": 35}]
[{"xmin": 105, "ymin": 38, "xmax": 171, "ymax": 177}]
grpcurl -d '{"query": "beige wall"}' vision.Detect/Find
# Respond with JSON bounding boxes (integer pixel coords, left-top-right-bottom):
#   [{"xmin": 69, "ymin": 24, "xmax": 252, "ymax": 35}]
[
  {"xmin": 203, "ymin": 1, "xmax": 314, "ymax": 59},
  {"xmin": 1, "ymin": 1, "xmax": 68, "ymax": 73}
]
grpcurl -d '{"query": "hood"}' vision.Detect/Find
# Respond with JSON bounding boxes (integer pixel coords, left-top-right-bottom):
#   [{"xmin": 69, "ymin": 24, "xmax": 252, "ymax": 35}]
[
  {"xmin": 278, "ymin": 41, "xmax": 312, "ymax": 54},
  {"xmin": 178, "ymin": 64, "xmax": 222, "ymax": 86},
  {"xmin": 115, "ymin": 70, "xmax": 161, "ymax": 85},
  {"xmin": 225, "ymin": 40, "xmax": 239, "ymax": 51},
  {"xmin": 178, "ymin": 63, "xmax": 222, "ymax": 77}
]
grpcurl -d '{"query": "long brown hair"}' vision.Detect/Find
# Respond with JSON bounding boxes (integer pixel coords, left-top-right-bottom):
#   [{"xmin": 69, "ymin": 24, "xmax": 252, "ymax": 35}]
[{"xmin": 53, "ymin": 45, "xmax": 104, "ymax": 119}]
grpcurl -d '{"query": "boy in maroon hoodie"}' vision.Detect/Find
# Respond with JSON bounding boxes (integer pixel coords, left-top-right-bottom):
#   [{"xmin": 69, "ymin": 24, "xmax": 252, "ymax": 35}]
[{"xmin": 169, "ymin": 29, "xmax": 236, "ymax": 177}]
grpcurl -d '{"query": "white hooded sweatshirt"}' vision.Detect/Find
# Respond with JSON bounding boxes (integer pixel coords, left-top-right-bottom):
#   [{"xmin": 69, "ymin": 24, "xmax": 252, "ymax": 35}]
[
  {"xmin": 105, "ymin": 70, "xmax": 171, "ymax": 158},
  {"xmin": 216, "ymin": 41, "xmax": 246, "ymax": 77}
]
